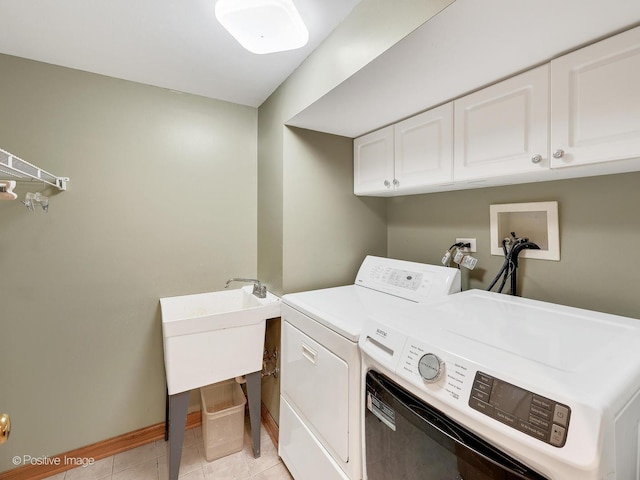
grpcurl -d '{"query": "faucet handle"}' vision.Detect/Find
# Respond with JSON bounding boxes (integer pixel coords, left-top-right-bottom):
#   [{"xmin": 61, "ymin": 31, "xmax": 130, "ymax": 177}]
[{"xmin": 252, "ymin": 282, "xmax": 267, "ymax": 299}]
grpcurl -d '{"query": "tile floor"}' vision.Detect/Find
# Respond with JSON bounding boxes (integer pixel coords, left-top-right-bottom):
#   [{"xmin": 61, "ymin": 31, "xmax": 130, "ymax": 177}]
[{"xmin": 44, "ymin": 418, "xmax": 293, "ymax": 480}]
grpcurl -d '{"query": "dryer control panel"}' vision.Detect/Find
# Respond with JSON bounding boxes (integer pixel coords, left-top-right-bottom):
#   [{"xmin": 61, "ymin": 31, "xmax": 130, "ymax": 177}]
[
  {"xmin": 355, "ymin": 255, "xmax": 460, "ymax": 302},
  {"xmin": 469, "ymin": 371, "xmax": 571, "ymax": 447}
]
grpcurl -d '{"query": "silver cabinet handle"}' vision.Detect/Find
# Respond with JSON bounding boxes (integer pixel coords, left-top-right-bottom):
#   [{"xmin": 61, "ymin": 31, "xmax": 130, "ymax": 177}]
[
  {"xmin": 383, "ymin": 180, "xmax": 390, "ymax": 188},
  {"xmin": 392, "ymin": 179, "xmax": 400, "ymax": 187},
  {"xmin": 531, "ymin": 154, "xmax": 542, "ymax": 164},
  {"xmin": 553, "ymin": 149, "xmax": 565, "ymax": 159}
]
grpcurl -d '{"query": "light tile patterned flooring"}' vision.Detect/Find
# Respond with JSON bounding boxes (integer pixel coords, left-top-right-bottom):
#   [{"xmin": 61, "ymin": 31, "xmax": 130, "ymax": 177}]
[{"xmin": 43, "ymin": 418, "xmax": 293, "ymax": 480}]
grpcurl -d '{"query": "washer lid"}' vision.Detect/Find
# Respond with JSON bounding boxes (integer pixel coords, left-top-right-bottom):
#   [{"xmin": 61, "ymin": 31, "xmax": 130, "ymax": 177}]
[{"xmin": 397, "ymin": 290, "xmax": 640, "ymax": 410}]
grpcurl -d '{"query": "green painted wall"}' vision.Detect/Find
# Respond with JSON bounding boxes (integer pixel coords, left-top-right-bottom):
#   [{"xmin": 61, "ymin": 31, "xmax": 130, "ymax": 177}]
[
  {"xmin": 388, "ymin": 172, "xmax": 640, "ymax": 319},
  {"xmin": 0, "ymin": 54, "xmax": 258, "ymax": 472}
]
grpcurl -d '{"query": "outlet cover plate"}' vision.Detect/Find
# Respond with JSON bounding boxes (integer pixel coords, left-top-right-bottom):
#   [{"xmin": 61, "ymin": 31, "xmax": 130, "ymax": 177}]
[{"xmin": 456, "ymin": 238, "xmax": 477, "ymax": 252}]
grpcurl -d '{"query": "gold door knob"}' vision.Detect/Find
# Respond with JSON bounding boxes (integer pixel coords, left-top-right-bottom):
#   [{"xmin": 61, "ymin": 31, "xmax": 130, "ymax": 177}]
[{"xmin": 0, "ymin": 414, "xmax": 10, "ymax": 444}]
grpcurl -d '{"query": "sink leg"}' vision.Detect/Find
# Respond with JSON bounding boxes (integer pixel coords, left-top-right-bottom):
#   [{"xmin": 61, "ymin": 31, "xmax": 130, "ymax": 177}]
[
  {"xmin": 164, "ymin": 388, "xmax": 169, "ymax": 441},
  {"xmin": 168, "ymin": 391, "xmax": 190, "ymax": 480},
  {"xmin": 245, "ymin": 371, "xmax": 261, "ymax": 458}
]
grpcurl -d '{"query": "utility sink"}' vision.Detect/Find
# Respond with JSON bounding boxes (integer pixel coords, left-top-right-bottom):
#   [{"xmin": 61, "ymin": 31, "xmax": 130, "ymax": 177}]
[{"xmin": 160, "ymin": 286, "xmax": 281, "ymax": 395}]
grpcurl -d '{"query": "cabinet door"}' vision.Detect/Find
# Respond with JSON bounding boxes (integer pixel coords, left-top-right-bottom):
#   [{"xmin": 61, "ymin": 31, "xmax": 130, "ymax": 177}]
[
  {"xmin": 454, "ymin": 65, "xmax": 549, "ymax": 181},
  {"xmin": 394, "ymin": 103, "xmax": 453, "ymax": 190},
  {"xmin": 353, "ymin": 126, "xmax": 394, "ymax": 195},
  {"xmin": 551, "ymin": 26, "xmax": 640, "ymax": 168}
]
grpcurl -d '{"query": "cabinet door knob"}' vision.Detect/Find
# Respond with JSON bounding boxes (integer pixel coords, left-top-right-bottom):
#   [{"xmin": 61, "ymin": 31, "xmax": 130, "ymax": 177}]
[
  {"xmin": 553, "ymin": 149, "xmax": 565, "ymax": 159},
  {"xmin": 0, "ymin": 413, "xmax": 10, "ymax": 444},
  {"xmin": 531, "ymin": 154, "xmax": 542, "ymax": 164},
  {"xmin": 383, "ymin": 180, "xmax": 391, "ymax": 188},
  {"xmin": 392, "ymin": 179, "xmax": 400, "ymax": 187}
]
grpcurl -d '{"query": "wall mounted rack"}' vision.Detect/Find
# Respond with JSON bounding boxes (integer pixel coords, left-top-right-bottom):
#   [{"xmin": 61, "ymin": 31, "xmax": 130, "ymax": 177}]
[{"xmin": 0, "ymin": 147, "xmax": 68, "ymax": 191}]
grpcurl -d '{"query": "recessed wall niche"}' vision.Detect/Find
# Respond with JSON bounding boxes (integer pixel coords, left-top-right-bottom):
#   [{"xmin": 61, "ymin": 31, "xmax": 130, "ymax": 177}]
[{"xmin": 490, "ymin": 201, "xmax": 560, "ymax": 261}]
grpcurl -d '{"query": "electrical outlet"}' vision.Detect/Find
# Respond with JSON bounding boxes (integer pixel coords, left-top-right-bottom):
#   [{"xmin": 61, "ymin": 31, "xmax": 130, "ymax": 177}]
[{"xmin": 456, "ymin": 238, "xmax": 477, "ymax": 252}]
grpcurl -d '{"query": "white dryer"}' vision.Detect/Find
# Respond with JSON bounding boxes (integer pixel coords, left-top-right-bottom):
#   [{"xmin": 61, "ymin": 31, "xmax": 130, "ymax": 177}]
[{"xmin": 279, "ymin": 256, "xmax": 460, "ymax": 480}]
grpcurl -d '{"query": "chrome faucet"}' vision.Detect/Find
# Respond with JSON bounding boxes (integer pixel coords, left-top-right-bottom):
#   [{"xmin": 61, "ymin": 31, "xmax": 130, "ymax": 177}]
[{"xmin": 225, "ymin": 278, "xmax": 267, "ymax": 298}]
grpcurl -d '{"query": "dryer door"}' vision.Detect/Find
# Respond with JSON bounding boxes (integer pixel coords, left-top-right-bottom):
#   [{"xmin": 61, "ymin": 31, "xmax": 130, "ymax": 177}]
[{"xmin": 281, "ymin": 320, "xmax": 349, "ymax": 462}]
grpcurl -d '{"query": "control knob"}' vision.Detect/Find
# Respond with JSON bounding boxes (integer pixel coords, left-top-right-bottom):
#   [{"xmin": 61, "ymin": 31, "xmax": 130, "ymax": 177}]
[{"xmin": 418, "ymin": 353, "xmax": 444, "ymax": 383}]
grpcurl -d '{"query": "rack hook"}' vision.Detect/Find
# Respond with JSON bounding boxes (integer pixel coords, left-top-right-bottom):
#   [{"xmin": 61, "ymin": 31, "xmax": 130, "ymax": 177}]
[{"xmin": 21, "ymin": 192, "xmax": 49, "ymax": 212}]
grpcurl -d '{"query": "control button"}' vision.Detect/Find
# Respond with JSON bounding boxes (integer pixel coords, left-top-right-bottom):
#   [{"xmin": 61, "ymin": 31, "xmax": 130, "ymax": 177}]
[
  {"xmin": 472, "ymin": 389, "xmax": 490, "ymax": 402},
  {"xmin": 529, "ymin": 415, "xmax": 550, "ymax": 430},
  {"xmin": 473, "ymin": 381, "xmax": 492, "ymax": 394},
  {"xmin": 550, "ymin": 424, "xmax": 566, "ymax": 447},
  {"xmin": 418, "ymin": 353, "xmax": 444, "ymax": 383},
  {"xmin": 553, "ymin": 405, "xmax": 569, "ymax": 427},
  {"xmin": 477, "ymin": 373, "xmax": 494, "ymax": 386},
  {"xmin": 532, "ymin": 395, "xmax": 553, "ymax": 411},
  {"xmin": 530, "ymin": 405, "xmax": 552, "ymax": 420},
  {"xmin": 469, "ymin": 397, "xmax": 495, "ymax": 416},
  {"xmin": 494, "ymin": 409, "xmax": 517, "ymax": 427}
]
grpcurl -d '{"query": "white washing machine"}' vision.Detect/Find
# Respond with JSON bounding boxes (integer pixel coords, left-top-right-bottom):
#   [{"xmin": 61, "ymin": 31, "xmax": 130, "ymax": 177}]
[
  {"xmin": 360, "ymin": 289, "xmax": 640, "ymax": 479},
  {"xmin": 278, "ymin": 256, "xmax": 460, "ymax": 480}
]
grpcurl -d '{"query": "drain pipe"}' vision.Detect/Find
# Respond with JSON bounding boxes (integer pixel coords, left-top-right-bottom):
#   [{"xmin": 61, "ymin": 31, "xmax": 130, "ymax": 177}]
[{"xmin": 509, "ymin": 241, "xmax": 540, "ymax": 295}]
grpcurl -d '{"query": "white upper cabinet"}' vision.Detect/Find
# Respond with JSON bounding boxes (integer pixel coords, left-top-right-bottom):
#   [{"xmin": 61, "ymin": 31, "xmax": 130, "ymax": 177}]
[
  {"xmin": 453, "ymin": 65, "xmax": 550, "ymax": 181},
  {"xmin": 353, "ymin": 126, "xmax": 394, "ymax": 195},
  {"xmin": 354, "ymin": 104, "xmax": 453, "ymax": 195},
  {"xmin": 550, "ymin": 26, "xmax": 640, "ymax": 168},
  {"xmin": 394, "ymin": 103, "xmax": 453, "ymax": 190},
  {"xmin": 353, "ymin": 26, "xmax": 640, "ymax": 197}
]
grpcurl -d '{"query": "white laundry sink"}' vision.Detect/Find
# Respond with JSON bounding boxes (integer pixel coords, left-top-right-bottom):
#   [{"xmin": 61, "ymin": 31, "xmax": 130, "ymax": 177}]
[{"xmin": 161, "ymin": 286, "xmax": 281, "ymax": 395}]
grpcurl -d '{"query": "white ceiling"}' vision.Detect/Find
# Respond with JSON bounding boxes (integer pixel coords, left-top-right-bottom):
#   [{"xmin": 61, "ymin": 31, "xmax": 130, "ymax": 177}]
[
  {"xmin": 3, "ymin": 0, "xmax": 639, "ymax": 139},
  {"xmin": 0, "ymin": 0, "xmax": 361, "ymax": 107}
]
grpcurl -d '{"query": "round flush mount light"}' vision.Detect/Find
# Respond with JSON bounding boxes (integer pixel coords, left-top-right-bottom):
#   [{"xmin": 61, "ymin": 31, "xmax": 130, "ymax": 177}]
[{"xmin": 215, "ymin": 0, "xmax": 309, "ymax": 55}]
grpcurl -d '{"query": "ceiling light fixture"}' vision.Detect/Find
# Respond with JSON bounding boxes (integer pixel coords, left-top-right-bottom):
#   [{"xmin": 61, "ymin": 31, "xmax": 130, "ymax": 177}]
[{"xmin": 215, "ymin": 0, "xmax": 309, "ymax": 55}]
